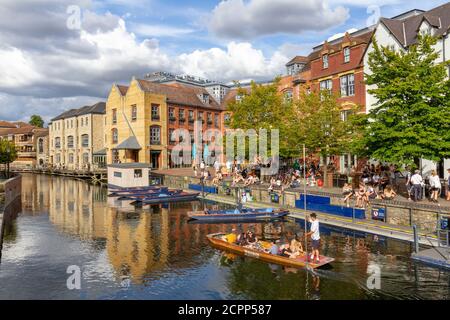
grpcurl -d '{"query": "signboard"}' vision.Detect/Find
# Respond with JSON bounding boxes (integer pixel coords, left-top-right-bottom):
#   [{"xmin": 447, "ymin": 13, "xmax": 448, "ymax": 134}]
[
  {"xmin": 270, "ymin": 192, "xmax": 279, "ymax": 203},
  {"xmin": 371, "ymin": 207, "xmax": 386, "ymax": 221}
]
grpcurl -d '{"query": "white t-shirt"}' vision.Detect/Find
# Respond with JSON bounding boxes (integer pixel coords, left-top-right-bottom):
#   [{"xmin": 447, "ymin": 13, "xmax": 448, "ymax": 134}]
[
  {"xmin": 429, "ymin": 175, "xmax": 441, "ymax": 189},
  {"xmin": 310, "ymin": 220, "xmax": 320, "ymax": 240},
  {"xmin": 410, "ymin": 174, "xmax": 423, "ymax": 185}
]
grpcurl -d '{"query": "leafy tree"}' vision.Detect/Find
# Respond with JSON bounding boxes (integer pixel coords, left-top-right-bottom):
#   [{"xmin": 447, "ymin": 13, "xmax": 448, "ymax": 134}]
[
  {"xmin": 226, "ymin": 78, "xmax": 300, "ymax": 159},
  {"xmin": 295, "ymin": 91, "xmax": 358, "ymax": 186},
  {"xmin": 0, "ymin": 140, "xmax": 17, "ymax": 178},
  {"xmin": 29, "ymin": 115, "xmax": 44, "ymax": 128},
  {"xmin": 362, "ymin": 34, "xmax": 450, "ymax": 166}
]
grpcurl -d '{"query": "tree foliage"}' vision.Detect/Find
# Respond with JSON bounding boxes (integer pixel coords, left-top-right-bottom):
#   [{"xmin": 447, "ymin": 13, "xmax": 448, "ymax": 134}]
[
  {"xmin": 362, "ymin": 34, "xmax": 450, "ymax": 165},
  {"xmin": 29, "ymin": 114, "xmax": 44, "ymax": 128},
  {"xmin": 226, "ymin": 78, "xmax": 299, "ymax": 158}
]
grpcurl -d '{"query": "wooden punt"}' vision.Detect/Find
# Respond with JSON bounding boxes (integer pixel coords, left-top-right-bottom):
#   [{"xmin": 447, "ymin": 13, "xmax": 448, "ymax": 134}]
[
  {"xmin": 207, "ymin": 233, "xmax": 334, "ymax": 269},
  {"xmin": 117, "ymin": 189, "xmax": 182, "ymax": 200},
  {"xmin": 131, "ymin": 191, "xmax": 200, "ymax": 205}
]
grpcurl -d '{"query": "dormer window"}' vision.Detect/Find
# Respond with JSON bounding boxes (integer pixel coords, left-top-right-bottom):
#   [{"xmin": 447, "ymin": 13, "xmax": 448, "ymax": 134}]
[
  {"xmin": 200, "ymin": 93, "xmax": 209, "ymax": 104},
  {"xmin": 343, "ymin": 47, "xmax": 350, "ymax": 63},
  {"xmin": 322, "ymin": 54, "xmax": 329, "ymax": 69}
]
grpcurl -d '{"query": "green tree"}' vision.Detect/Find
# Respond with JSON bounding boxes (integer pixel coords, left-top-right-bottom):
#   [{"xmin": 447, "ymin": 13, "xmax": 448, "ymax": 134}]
[
  {"xmin": 362, "ymin": 34, "xmax": 450, "ymax": 166},
  {"xmin": 29, "ymin": 115, "xmax": 44, "ymax": 128},
  {"xmin": 226, "ymin": 78, "xmax": 300, "ymax": 158},
  {"xmin": 0, "ymin": 140, "xmax": 17, "ymax": 178},
  {"xmin": 295, "ymin": 91, "xmax": 358, "ymax": 186}
]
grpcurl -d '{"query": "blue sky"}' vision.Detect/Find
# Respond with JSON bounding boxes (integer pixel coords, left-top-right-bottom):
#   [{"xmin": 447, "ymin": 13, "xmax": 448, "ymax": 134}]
[{"xmin": 0, "ymin": 0, "xmax": 448, "ymax": 122}]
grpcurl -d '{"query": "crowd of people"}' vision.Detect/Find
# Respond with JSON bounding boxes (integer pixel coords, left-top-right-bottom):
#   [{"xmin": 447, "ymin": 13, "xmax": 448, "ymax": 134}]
[{"xmin": 194, "ymin": 157, "xmax": 450, "ymax": 206}]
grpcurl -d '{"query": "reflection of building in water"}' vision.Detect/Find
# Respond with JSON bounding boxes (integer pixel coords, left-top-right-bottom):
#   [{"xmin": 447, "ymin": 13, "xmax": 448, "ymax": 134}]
[
  {"xmin": 46, "ymin": 176, "xmax": 255, "ymax": 283},
  {"xmin": 21, "ymin": 174, "xmax": 50, "ymax": 213}
]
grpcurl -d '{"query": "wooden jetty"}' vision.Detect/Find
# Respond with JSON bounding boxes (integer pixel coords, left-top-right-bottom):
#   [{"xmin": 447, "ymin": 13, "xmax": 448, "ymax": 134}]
[
  {"xmin": 412, "ymin": 247, "xmax": 450, "ymax": 269},
  {"xmin": 11, "ymin": 168, "xmax": 107, "ymax": 184}
]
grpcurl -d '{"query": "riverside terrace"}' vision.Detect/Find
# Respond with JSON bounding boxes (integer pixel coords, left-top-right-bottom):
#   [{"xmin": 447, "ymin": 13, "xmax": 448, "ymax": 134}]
[{"xmin": 153, "ymin": 168, "xmax": 450, "ymax": 243}]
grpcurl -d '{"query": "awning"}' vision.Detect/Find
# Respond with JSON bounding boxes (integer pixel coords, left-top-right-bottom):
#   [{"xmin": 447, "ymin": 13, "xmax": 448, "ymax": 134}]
[{"xmin": 114, "ymin": 136, "xmax": 141, "ymax": 150}]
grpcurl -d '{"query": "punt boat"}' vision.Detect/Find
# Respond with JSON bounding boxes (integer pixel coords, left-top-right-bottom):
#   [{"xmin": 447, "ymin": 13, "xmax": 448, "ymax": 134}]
[
  {"xmin": 108, "ymin": 186, "xmax": 169, "ymax": 197},
  {"xmin": 187, "ymin": 208, "xmax": 289, "ymax": 222},
  {"xmin": 207, "ymin": 233, "xmax": 334, "ymax": 269},
  {"xmin": 130, "ymin": 191, "xmax": 200, "ymax": 205}
]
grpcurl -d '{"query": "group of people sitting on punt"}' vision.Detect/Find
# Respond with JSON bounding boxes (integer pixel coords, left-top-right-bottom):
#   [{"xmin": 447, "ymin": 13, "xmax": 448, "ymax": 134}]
[{"xmin": 222, "ymin": 229, "xmax": 305, "ymax": 259}]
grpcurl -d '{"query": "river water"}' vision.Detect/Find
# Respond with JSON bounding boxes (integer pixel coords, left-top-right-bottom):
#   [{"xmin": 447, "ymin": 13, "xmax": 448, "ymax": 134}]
[{"xmin": 0, "ymin": 174, "xmax": 448, "ymax": 300}]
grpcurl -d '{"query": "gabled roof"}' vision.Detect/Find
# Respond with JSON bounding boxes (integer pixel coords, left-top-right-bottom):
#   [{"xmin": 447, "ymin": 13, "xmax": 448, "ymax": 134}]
[
  {"xmin": 136, "ymin": 79, "xmax": 224, "ymax": 110},
  {"xmin": 114, "ymin": 136, "xmax": 141, "ymax": 150},
  {"xmin": 286, "ymin": 56, "xmax": 309, "ymax": 66},
  {"xmin": 117, "ymin": 85, "xmax": 129, "ymax": 96},
  {"xmin": 51, "ymin": 102, "xmax": 106, "ymax": 121},
  {"xmin": 379, "ymin": 2, "xmax": 450, "ymax": 48}
]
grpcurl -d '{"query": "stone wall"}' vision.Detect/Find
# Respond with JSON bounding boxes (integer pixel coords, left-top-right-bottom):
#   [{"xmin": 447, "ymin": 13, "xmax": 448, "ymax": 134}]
[
  {"xmin": 0, "ymin": 174, "xmax": 22, "ymax": 258},
  {"xmin": 160, "ymin": 174, "xmax": 445, "ymax": 234}
]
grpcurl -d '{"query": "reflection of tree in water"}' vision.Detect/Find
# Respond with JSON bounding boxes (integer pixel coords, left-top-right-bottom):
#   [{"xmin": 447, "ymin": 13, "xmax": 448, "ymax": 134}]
[{"xmin": 226, "ymin": 258, "xmax": 309, "ymax": 300}]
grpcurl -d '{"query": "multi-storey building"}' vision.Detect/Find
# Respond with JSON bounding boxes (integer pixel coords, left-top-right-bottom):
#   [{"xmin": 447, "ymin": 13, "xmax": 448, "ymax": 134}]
[
  {"xmin": 0, "ymin": 122, "xmax": 49, "ymax": 168},
  {"xmin": 105, "ymin": 77, "xmax": 226, "ymax": 169},
  {"xmin": 364, "ymin": 2, "xmax": 450, "ymax": 177},
  {"xmin": 49, "ymin": 102, "xmax": 106, "ymax": 170}
]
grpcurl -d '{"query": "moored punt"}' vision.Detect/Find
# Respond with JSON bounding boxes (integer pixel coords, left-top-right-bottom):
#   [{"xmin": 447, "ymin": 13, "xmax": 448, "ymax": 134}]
[
  {"xmin": 207, "ymin": 233, "xmax": 334, "ymax": 269},
  {"xmin": 108, "ymin": 186, "xmax": 169, "ymax": 197},
  {"xmin": 131, "ymin": 191, "xmax": 200, "ymax": 205},
  {"xmin": 187, "ymin": 208, "xmax": 289, "ymax": 222},
  {"xmin": 118, "ymin": 189, "xmax": 182, "ymax": 201}
]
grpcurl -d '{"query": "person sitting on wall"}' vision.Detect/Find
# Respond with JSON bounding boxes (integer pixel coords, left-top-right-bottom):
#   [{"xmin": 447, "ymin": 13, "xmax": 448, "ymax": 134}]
[
  {"xmin": 382, "ymin": 185, "xmax": 397, "ymax": 200},
  {"xmin": 342, "ymin": 183, "xmax": 354, "ymax": 207},
  {"xmin": 355, "ymin": 184, "xmax": 368, "ymax": 208}
]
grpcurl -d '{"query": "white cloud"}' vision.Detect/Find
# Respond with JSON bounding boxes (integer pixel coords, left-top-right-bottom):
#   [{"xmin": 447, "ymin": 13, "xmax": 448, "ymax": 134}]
[
  {"xmin": 209, "ymin": 0, "xmax": 350, "ymax": 39},
  {"xmin": 176, "ymin": 42, "xmax": 288, "ymax": 81},
  {"xmin": 131, "ymin": 23, "xmax": 196, "ymax": 38}
]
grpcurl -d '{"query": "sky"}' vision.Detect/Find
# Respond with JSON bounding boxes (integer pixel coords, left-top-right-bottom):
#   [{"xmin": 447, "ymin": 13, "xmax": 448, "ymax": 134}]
[{"xmin": 0, "ymin": 0, "xmax": 448, "ymax": 124}]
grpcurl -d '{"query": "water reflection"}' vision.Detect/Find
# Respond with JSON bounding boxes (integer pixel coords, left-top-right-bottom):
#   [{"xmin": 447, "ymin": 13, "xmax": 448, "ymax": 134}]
[{"xmin": 0, "ymin": 173, "xmax": 449, "ymax": 300}]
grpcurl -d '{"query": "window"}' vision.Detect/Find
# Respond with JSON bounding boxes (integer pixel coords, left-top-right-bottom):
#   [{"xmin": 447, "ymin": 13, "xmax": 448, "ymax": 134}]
[
  {"xmin": 169, "ymin": 128, "xmax": 175, "ymax": 144},
  {"xmin": 112, "ymin": 109, "xmax": 117, "ymax": 124},
  {"xmin": 169, "ymin": 108, "xmax": 175, "ymax": 121},
  {"xmin": 322, "ymin": 54, "xmax": 329, "ymax": 68},
  {"xmin": 71, "ymin": 119, "xmax": 73, "ymax": 128},
  {"xmin": 198, "ymin": 111, "xmax": 204, "ymax": 122},
  {"xmin": 224, "ymin": 113, "xmax": 231, "ymax": 125},
  {"xmin": 151, "ymin": 104, "xmax": 160, "ymax": 120},
  {"xmin": 131, "ymin": 105, "xmax": 137, "ymax": 121},
  {"xmin": 69, "ymin": 153, "xmax": 74, "ymax": 164},
  {"xmin": 284, "ymin": 89, "xmax": 293, "ymax": 102},
  {"xmin": 134, "ymin": 169, "xmax": 142, "ymax": 178},
  {"xmin": 189, "ymin": 130, "xmax": 194, "ymax": 143},
  {"xmin": 56, "ymin": 154, "xmax": 61, "ymax": 164},
  {"xmin": 112, "ymin": 150, "xmax": 119, "ymax": 163},
  {"xmin": 320, "ymin": 79, "xmax": 333, "ymax": 92},
  {"xmin": 81, "ymin": 118, "xmax": 84, "ymax": 126},
  {"xmin": 179, "ymin": 109, "xmax": 185, "ymax": 122},
  {"xmin": 38, "ymin": 139, "xmax": 44, "ymax": 153},
  {"xmin": 81, "ymin": 134, "xmax": 89, "ymax": 147},
  {"xmin": 341, "ymin": 110, "xmax": 354, "ymax": 122},
  {"xmin": 343, "ymin": 47, "xmax": 350, "ymax": 63},
  {"xmin": 82, "ymin": 153, "xmax": 89, "ymax": 164},
  {"xmin": 340, "ymin": 74, "xmax": 355, "ymax": 97},
  {"xmin": 207, "ymin": 112, "xmax": 212, "ymax": 125},
  {"xmin": 112, "ymin": 128, "xmax": 118, "ymax": 144},
  {"xmin": 67, "ymin": 135, "xmax": 74, "ymax": 148},
  {"xmin": 214, "ymin": 113, "xmax": 219, "ymax": 128},
  {"xmin": 85, "ymin": 117, "xmax": 88, "ymax": 126},
  {"xmin": 188, "ymin": 110, "xmax": 194, "ymax": 122},
  {"xmin": 114, "ymin": 171, "xmax": 122, "ymax": 178},
  {"xmin": 55, "ymin": 137, "xmax": 61, "ymax": 149},
  {"xmin": 150, "ymin": 126, "xmax": 161, "ymax": 145}
]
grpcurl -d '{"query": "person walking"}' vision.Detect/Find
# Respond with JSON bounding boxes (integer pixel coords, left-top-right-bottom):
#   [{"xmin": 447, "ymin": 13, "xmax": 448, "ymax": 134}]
[
  {"xmin": 429, "ymin": 170, "xmax": 441, "ymax": 203},
  {"xmin": 410, "ymin": 170, "xmax": 423, "ymax": 201},
  {"xmin": 405, "ymin": 166, "xmax": 413, "ymax": 201}
]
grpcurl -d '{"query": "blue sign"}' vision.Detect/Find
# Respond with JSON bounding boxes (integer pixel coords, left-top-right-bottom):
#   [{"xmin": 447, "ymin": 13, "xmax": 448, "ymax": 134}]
[
  {"xmin": 271, "ymin": 192, "xmax": 279, "ymax": 203},
  {"xmin": 372, "ymin": 207, "xmax": 386, "ymax": 221}
]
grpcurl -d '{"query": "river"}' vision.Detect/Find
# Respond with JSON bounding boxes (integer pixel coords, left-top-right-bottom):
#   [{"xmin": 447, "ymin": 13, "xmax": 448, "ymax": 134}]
[{"xmin": 0, "ymin": 174, "xmax": 448, "ymax": 299}]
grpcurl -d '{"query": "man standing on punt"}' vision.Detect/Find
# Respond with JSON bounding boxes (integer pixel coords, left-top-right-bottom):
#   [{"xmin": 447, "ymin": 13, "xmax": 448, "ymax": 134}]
[{"xmin": 306, "ymin": 213, "xmax": 321, "ymax": 263}]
